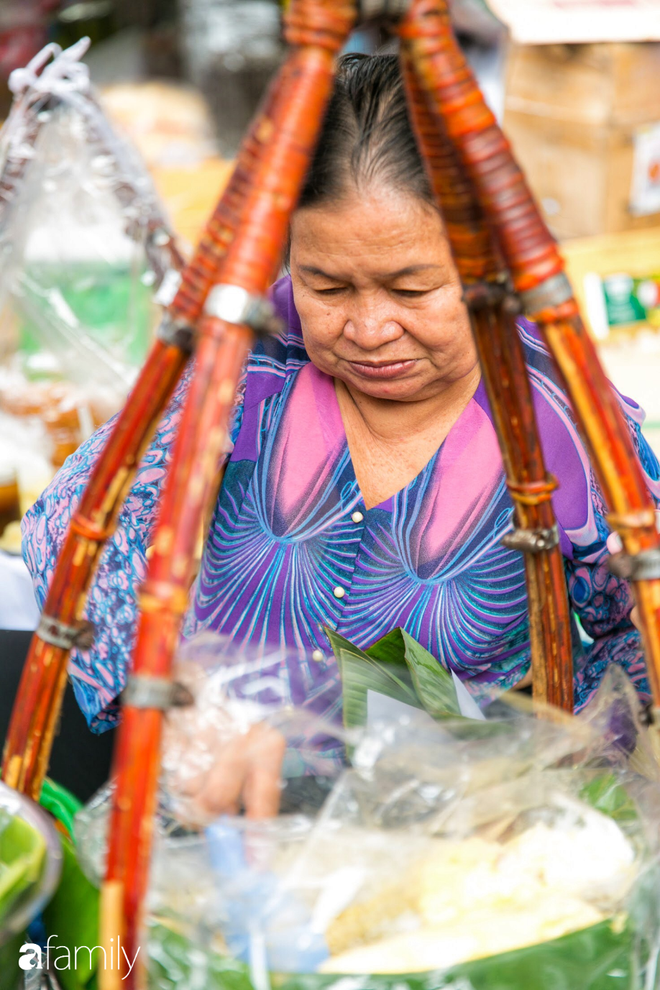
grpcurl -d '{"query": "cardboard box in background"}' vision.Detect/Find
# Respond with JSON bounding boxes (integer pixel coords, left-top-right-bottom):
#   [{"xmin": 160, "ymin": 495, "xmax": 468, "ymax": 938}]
[
  {"xmin": 562, "ymin": 227, "xmax": 660, "ymax": 456},
  {"xmin": 504, "ymin": 42, "xmax": 660, "ymax": 239},
  {"xmin": 486, "ymin": 0, "xmax": 660, "ymax": 45},
  {"xmin": 563, "ymin": 227, "xmax": 660, "ymax": 338}
]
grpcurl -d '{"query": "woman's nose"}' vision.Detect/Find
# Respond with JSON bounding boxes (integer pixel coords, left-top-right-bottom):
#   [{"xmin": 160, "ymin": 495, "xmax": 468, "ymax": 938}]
[{"xmin": 342, "ymin": 305, "xmax": 404, "ymax": 350}]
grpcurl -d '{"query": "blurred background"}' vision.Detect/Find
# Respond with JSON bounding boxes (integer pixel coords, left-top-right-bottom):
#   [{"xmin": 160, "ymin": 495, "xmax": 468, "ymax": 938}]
[{"xmin": 2, "ymin": 0, "xmax": 660, "ymax": 601}]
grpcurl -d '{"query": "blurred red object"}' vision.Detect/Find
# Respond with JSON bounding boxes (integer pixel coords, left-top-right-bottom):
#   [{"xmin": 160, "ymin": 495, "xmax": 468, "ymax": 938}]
[{"xmin": 0, "ymin": 1, "xmax": 60, "ymax": 82}]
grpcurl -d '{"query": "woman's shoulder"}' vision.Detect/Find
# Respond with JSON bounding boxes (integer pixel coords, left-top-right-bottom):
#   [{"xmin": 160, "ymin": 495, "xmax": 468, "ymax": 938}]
[
  {"xmin": 244, "ymin": 275, "xmax": 309, "ymax": 396},
  {"xmin": 516, "ymin": 316, "xmax": 660, "ymax": 544},
  {"xmin": 517, "ymin": 315, "xmax": 650, "ymax": 445}
]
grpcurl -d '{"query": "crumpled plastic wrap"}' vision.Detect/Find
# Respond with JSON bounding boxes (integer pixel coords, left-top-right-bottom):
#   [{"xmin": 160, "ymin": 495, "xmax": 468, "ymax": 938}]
[
  {"xmin": 158, "ymin": 633, "xmax": 354, "ymax": 828},
  {"xmin": 74, "ymin": 634, "xmax": 660, "ymax": 990},
  {"xmin": 0, "ymin": 39, "xmax": 180, "ymax": 481}
]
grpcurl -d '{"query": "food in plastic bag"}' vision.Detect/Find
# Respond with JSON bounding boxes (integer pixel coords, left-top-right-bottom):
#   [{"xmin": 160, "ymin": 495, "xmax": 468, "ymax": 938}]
[
  {"xmin": 312, "ymin": 790, "xmax": 636, "ymax": 973},
  {"xmin": 0, "ymin": 39, "xmax": 180, "ymax": 482}
]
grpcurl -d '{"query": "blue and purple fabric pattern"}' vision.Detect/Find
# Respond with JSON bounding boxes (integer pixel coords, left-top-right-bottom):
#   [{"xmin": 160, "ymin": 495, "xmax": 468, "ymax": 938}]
[{"xmin": 22, "ymin": 276, "xmax": 660, "ymax": 732}]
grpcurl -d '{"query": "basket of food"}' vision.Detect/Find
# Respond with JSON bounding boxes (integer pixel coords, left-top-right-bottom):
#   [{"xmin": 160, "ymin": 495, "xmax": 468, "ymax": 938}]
[{"xmin": 54, "ymin": 632, "xmax": 660, "ymax": 990}]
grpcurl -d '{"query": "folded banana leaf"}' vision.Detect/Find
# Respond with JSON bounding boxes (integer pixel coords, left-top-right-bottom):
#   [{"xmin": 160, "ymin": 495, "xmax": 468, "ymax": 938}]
[
  {"xmin": 325, "ymin": 627, "xmax": 461, "ymax": 729},
  {"xmin": 326, "ymin": 626, "xmax": 511, "ymax": 741}
]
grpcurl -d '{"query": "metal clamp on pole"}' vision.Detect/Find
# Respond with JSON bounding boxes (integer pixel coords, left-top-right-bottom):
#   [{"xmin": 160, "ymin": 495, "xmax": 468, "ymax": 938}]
[
  {"xmin": 358, "ymin": 0, "xmax": 411, "ymax": 20},
  {"xmin": 518, "ymin": 272, "xmax": 574, "ymax": 315},
  {"xmin": 205, "ymin": 284, "xmax": 283, "ymax": 336},
  {"xmin": 502, "ymin": 525, "xmax": 560, "ymax": 554},
  {"xmin": 608, "ymin": 549, "xmax": 660, "ymax": 582},
  {"xmin": 37, "ymin": 615, "xmax": 96, "ymax": 651},
  {"xmin": 157, "ymin": 314, "xmax": 196, "ymax": 353},
  {"xmin": 463, "ymin": 280, "xmax": 507, "ymax": 312},
  {"xmin": 122, "ymin": 675, "xmax": 194, "ymax": 711}
]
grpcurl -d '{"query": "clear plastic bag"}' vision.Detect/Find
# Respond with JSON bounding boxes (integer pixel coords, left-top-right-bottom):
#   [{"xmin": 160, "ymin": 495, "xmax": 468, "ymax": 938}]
[
  {"xmin": 0, "ymin": 40, "xmax": 180, "ymax": 476},
  {"xmin": 74, "ymin": 638, "xmax": 660, "ymax": 989},
  {"xmin": 161, "ymin": 633, "xmax": 350, "ymax": 825}
]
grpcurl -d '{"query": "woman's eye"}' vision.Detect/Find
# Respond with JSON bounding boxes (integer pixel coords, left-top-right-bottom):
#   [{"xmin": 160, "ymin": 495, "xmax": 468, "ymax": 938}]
[
  {"xmin": 393, "ymin": 288, "xmax": 428, "ymax": 298},
  {"xmin": 315, "ymin": 286, "xmax": 346, "ymax": 295}
]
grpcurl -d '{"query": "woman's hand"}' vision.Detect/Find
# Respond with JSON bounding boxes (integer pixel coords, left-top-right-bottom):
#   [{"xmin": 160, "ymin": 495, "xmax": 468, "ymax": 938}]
[
  {"xmin": 162, "ymin": 660, "xmax": 287, "ymax": 823},
  {"xmin": 606, "ymin": 532, "xmax": 640, "ymax": 630},
  {"xmin": 174, "ymin": 721, "xmax": 286, "ymax": 820}
]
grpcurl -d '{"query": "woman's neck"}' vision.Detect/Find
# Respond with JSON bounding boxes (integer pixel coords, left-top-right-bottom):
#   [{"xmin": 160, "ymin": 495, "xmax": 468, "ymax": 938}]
[
  {"xmin": 336, "ymin": 364, "xmax": 481, "ymax": 447},
  {"xmin": 335, "ymin": 365, "xmax": 482, "ymax": 509}
]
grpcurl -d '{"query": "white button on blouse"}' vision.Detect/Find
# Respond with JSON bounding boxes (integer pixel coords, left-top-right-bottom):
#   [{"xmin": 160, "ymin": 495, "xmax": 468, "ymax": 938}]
[
  {"xmin": 333, "ymin": 586, "xmax": 346, "ymax": 599},
  {"xmin": 351, "ymin": 511, "xmax": 364, "ymax": 524}
]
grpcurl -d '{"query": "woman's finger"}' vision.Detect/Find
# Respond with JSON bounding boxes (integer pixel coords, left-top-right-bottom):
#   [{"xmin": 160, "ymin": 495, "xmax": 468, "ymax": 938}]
[
  {"xmin": 244, "ymin": 764, "xmax": 283, "ymax": 819},
  {"xmin": 185, "ymin": 723, "xmax": 287, "ymax": 819},
  {"xmin": 195, "ymin": 735, "xmax": 250, "ymax": 817},
  {"xmin": 243, "ymin": 727, "xmax": 287, "ymax": 819}
]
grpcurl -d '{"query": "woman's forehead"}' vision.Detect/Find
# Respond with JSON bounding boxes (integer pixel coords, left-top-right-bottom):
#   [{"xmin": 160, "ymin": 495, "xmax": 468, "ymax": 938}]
[{"xmin": 290, "ymin": 186, "xmax": 449, "ymax": 272}]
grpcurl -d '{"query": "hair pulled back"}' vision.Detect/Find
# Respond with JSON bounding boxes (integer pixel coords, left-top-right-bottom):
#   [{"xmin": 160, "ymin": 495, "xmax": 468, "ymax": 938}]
[{"xmin": 298, "ymin": 53, "xmax": 434, "ymax": 209}]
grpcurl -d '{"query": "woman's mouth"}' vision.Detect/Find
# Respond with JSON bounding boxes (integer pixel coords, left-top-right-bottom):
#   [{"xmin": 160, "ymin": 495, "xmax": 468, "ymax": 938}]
[{"xmin": 347, "ymin": 359, "xmax": 417, "ymax": 380}]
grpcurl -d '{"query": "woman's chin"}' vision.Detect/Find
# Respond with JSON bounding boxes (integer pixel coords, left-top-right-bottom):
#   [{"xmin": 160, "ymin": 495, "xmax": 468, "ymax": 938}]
[{"xmin": 343, "ymin": 371, "xmax": 428, "ymax": 401}]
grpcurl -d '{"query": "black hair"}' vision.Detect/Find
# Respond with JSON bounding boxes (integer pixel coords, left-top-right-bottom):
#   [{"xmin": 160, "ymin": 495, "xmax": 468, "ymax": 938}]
[{"xmin": 298, "ymin": 52, "xmax": 434, "ymax": 209}]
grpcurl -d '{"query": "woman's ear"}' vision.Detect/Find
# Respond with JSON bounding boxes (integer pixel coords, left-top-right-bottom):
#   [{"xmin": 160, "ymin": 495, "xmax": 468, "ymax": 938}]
[{"xmin": 282, "ymin": 228, "xmax": 292, "ymax": 274}]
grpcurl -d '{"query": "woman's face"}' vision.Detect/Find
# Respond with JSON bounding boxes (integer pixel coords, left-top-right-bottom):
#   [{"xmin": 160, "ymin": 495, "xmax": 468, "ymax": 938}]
[{"xmin": 289, "ymin": 185, "xmax": 478, "ymax": 402}]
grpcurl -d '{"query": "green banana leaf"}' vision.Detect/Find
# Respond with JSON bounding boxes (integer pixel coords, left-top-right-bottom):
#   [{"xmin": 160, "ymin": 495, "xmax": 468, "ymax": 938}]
[
  {"xmin": 327, "ymin": 626, "xmax": 520, "ymax": 741},
  {"xmin": 147, "ymin": 918, "xmax": 254, "ymax": 990},
  {"xmin": 41, "ymin": 838, "xmax": 99, "ymax": 990},
  {"xmin": 395, "ymin": 630, "xmax": 462, "ymax": 719},
  {"xmin": 364, "ymin": 628, "xmax": 415, "ymax": 665},
  {"xmin": 580, "ymin": 774, "xmax": 639, "ymax": 827},
  {"xmin": 146, "ymin": 914, "xmax": 636, "ymax": 990},
  {"xmin": 325, "ymin": 628, "xmax": 421, "ymax": 729},
  {"xmin": 326, "ymin": 626, "xmax": 464, "ymax": 728}
]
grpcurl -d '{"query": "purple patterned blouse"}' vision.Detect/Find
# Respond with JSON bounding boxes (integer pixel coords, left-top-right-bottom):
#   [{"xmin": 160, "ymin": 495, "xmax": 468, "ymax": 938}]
[{"xmin": 22, "ymin": 276, "xmax": 660, "ymax": 732}]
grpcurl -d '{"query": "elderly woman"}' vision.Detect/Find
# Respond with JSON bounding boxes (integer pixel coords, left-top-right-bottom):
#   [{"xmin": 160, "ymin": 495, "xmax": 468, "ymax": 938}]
[{"xmin": 23, "ymin": 55, "xmax": 660, "ymax": 803}]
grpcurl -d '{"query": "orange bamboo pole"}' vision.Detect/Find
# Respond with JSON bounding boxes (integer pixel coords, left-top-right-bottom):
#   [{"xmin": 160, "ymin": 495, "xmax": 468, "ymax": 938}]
[
  {"xmin": 2, "ymin": 15, "xmax": 348, "ymax": 799},
  {"xmin": 100, "ymin": 3, "xmax": 356, "ymax": 986},
  {"xmin": 400, "ymin": 51, "xmax": 573, "ymax": 708},
  {"xmin": 400, "ymin": 0, "xmax": 660, "ymax": 709}
]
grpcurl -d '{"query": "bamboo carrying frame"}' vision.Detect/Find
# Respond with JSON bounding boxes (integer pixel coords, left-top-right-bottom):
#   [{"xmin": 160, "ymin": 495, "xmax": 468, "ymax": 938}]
[{"xmin": 4, "ymin": 0, "xmax": 660, "ymax": 986}]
